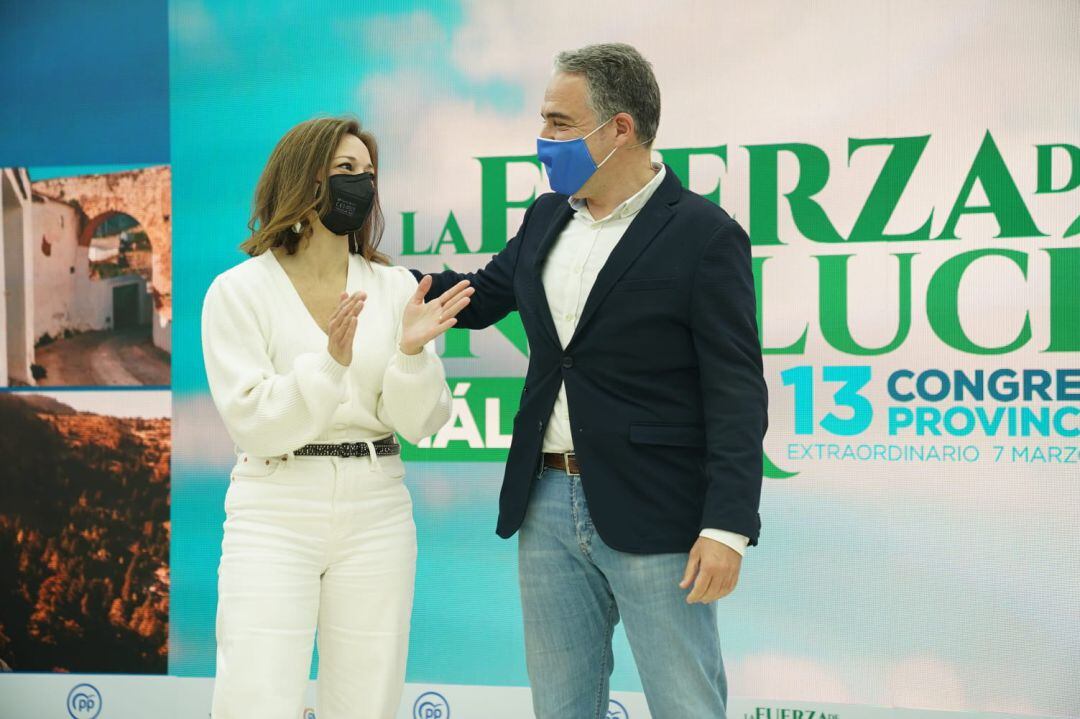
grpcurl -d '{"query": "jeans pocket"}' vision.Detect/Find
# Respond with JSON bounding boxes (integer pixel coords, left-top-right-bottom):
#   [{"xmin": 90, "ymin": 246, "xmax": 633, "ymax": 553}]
[
  {"xmin": 231, "ymin": 452, "xmax": 286, "ymax": 480},
  {"xmin": 225, "ymin": 457, "xmax": 297, "ymax": 516},
  {"xmin": 377, "ymin": 455, "xmax": 407, "ymax": 481}
]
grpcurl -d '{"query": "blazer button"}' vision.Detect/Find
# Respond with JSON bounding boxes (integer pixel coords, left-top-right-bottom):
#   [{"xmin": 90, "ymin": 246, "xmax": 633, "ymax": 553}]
[
  {"xmin": 562, "ymin": 356, "xmax": 574, "ymax": 368},
  {"xmin": 537, "ymin": 421, "xmax": 543, "ymax": 432}
]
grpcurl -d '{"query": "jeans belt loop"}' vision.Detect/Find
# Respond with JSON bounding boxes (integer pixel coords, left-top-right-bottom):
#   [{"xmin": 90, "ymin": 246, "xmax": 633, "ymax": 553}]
[{"xmin": 364, "ymin": 440, "xmax": 379, "ymax": 469}]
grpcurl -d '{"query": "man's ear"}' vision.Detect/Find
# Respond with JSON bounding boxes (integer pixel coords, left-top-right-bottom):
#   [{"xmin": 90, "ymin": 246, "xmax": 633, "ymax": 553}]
[{"xmin": 613, "ymin": 112, "xmax": 636, "ymax": 145}]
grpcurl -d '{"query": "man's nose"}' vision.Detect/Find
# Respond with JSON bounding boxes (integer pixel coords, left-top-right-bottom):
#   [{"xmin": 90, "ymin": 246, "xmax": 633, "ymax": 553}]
[{"xmin": 539, "ymin": 126, "xmax": 556, "ymax": 140}]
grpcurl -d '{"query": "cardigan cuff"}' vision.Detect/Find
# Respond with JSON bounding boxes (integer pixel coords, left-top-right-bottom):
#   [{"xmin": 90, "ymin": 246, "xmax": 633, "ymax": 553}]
[
  {"xmin": 317, "ymin": 351, "xmax": 349, "ymax": 382},
  {"xmin": 393, "ymin": 347, "xmax": 435, "ymax": 374}
]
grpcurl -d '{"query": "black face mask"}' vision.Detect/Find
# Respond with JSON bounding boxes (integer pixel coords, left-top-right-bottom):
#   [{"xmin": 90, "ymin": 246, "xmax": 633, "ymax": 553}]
[{"xmin": 319, "ymin": 172, "xmax": 375, "ymax": 236}]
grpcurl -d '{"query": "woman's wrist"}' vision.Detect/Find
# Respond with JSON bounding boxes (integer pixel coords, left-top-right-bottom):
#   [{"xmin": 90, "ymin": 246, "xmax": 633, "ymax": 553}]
[{"xmin": 398, "ymin": 341, "xmax": 423, "ymax": 356}]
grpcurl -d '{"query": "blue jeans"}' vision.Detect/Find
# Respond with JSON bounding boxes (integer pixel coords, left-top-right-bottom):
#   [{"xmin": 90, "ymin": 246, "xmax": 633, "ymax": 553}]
[{"xmin": 519, "ymin": 467, "xmax": 728, "ymax": 719}]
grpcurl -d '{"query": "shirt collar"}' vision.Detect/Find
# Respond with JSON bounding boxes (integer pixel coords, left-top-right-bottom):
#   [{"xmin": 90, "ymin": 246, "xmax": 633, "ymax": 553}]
[{"xmin": 569, "ymin": 163, "xmax": 666, "ymax": 224}]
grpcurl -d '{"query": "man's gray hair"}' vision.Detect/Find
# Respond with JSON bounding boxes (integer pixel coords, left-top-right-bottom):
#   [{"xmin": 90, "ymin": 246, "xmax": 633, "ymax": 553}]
[{"xmin": 554, "ymin": 43, "xmax": 660, "ymax": 147}]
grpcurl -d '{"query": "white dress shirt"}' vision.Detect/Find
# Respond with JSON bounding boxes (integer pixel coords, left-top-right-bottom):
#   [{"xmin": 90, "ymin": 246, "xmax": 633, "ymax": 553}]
[{"xmin": 539, "ymin": 164, "xmax": 749, "ymax": 556}]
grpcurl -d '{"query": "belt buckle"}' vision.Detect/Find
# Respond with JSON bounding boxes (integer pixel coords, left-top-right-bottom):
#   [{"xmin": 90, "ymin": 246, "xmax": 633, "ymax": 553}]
[{"xmin": 563, "ymin": 452, "xmax": 580, "ymax": 477}]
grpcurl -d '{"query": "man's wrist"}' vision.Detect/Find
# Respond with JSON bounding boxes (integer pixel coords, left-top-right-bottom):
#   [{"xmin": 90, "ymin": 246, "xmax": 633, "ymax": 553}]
[{"xmin": 699, "ymin": 529, "xmax": 749, "ymax": 556}]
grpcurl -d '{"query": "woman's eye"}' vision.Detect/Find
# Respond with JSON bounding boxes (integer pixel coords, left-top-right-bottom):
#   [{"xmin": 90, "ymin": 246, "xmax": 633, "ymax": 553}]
[{"xmin": 338, "ymin": 163, "xmax": 352, "ymax": 170}]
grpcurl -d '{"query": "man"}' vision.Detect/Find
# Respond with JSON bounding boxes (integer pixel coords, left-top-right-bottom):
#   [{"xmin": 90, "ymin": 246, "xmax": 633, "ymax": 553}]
[{"xmin": 415, "ymin": 43, "xmax": 768, "ymax": 718}]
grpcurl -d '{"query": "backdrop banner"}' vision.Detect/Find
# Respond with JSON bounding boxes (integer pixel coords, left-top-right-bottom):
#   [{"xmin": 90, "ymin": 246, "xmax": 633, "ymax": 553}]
[
  {"xmin": 166, "ymin": 1, "xmax": 1071, "ymax": 716},
  {"xmin": 11, "ymin": 1, "xmax": 1075, "ymax": 718}
]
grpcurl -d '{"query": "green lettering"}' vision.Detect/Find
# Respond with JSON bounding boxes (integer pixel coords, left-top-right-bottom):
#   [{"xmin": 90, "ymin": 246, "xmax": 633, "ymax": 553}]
[
  {"xmin": 847, "ymin": 136, "xmax": 933, "ymax": 242},
  {"xmin": 1035, "ymin": 143, "xmax": 1080, "ymax": 194},
  {"xmin": 937, "ymin": 131, "xmax": 1046, "ymax": 239},
  {"xmin": 431, "ymin": 211, "xmax": 470, "ymax": 254},
  {"xmin": 478, "ymin": 155, "xmax": 540, "ymax": 253},
  {"xmin": 927, "ymin": 249, "xmax": 1031, "ymax": 354},
  {"xmin": 818, "ymin": 253, "xmax": 914, "ymax": 355},
  {"xmin": 764, "ymin": 453, "xmax": 798, "ymax": 479},
  {"xmin": 440, "ymin": 313, "xmax": 530, "ymax": 359},
  {"xmin": 1045, "ymin": 248, "xmax": 1080, "ymax": 352},
  {"xmin": 746, "ymin": 142, "xmax": 843, "ymax": 245},
  {"xmin": 440, "ymin": 327, "xmax": 477, "ymax": 359},
  {"xmin": 656, "ymin": 145, "xmax": 727, "ymax": 205},
  {"xmin": 399, "ymin": 211, "xmax": 431, "ymax": 255},
  {"xmin": 438, "ymin": 259, "xmax": 531, "ymax": 359},
  {"xmin": 753, "ymin": 256, "xmax": 807, "ymax": 354}
]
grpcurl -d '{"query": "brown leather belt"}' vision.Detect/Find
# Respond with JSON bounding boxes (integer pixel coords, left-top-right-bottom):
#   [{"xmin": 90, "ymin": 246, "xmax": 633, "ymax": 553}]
[{"xmin": 543, "ymin": 452, "xmax": 581, "ymax": 476}]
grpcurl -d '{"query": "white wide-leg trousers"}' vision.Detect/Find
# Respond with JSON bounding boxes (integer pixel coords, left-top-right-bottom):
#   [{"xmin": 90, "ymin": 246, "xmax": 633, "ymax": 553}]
[{"xmin": 211, "ymin": 449, "xmax": 416, "ymax": 719}]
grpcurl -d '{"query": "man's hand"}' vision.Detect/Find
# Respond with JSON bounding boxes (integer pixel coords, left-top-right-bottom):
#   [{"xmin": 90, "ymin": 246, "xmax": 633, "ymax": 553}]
[{"xmin": 680, "ymin": 536, "xmax": 742, "ymax": 604}]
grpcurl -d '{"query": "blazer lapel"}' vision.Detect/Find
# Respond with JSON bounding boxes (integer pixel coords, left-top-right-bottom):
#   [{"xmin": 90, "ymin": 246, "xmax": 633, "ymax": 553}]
[
  {"xmin": 567, "ymin": 168, "xmax": 680, "ymax": 348},
  {"xmin": 529, "ymin": 200, "xmax": 575, "ymax": 347}
]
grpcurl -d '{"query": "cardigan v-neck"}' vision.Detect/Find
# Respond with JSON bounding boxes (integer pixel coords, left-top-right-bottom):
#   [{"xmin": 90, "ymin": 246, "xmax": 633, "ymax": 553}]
[{"xmin": 265, "ymin": 248, "xmax": 356, "ymax": 337}]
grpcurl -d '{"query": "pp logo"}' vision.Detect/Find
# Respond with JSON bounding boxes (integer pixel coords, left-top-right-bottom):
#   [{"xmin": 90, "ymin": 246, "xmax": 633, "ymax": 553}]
[
  {"xmin": 413, "ymin": 691, "xmax": 450, "ymax": 719},
  {"xmin": 607, "ymin": 699, "xmax": 630, "ymax": 719},
  {"xmin": 67, "ymin": 683, "xmax": 103, "ymax": 719}
]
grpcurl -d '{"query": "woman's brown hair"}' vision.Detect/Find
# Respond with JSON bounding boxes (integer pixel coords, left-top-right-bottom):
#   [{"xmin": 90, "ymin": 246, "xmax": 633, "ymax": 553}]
[{"xmin": 240, "ymin": 116, "xmax": 389, "ymax": 264}]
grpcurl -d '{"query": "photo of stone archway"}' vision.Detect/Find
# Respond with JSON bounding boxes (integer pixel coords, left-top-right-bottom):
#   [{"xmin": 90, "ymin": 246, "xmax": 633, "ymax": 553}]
[{"xmin": 0, "ymin": 166, "xmax": 171, "ymax": 387}]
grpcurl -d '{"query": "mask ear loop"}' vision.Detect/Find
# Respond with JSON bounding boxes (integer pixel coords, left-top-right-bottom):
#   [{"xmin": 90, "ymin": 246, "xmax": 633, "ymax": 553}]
[
  {"xmin": 581, "ymin": 116, "xmax": 615, "ymax": 139},
  {"xmin": 595, "ymin": 144, "xmax": 619, "ymax": 169},
  {"xmin": 595, "ymin": 136, "xmax": 653, "ymax": 170}
]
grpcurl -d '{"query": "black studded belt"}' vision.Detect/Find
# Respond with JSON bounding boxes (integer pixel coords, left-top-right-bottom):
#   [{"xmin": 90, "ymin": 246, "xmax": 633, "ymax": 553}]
[{"xmin": 293, "ymin": 436, "xmax": 400, "ymax": 458}]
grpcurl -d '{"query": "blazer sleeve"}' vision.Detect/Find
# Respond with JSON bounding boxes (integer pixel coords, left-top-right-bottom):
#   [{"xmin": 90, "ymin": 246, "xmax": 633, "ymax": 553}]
[
  {"xmin": 690, "ymin": 218, "xmax": 769, "ymax": 545},
  {"xmin": 201, "ymin": 276, "xmax": 348, "ymax": 457},
  {"xmin": 409, "ymin": 197, "xmax": 539, "ymax": 330}
]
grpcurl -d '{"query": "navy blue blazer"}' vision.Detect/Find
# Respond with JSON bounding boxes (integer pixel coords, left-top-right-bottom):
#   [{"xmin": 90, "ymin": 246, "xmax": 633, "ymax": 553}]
[{"xmin": 416, "ymin": 166, "xmax": 768, "ymax": 553}]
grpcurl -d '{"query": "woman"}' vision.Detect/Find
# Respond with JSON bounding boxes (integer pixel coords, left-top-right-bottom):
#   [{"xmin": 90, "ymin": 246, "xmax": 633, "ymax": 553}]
[{"xmin": 201, "ymin": 117, "xmax": 472, "ymax": 719}]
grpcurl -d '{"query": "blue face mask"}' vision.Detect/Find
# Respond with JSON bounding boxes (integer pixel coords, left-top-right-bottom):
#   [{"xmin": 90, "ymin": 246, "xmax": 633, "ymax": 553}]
[{"xmin": 536, "ymin": 117, "xmax": 618, "ymax": 196}]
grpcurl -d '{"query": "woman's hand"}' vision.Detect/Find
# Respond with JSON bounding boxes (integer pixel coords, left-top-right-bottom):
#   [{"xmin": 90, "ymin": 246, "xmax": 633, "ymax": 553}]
[
  {"xmin": 400, "ymin": 277, "xmax": 474, "ymax": 355},
  {"xmin": 327, "ymin": 291, "xmax": 366, "ymax": 366}
]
